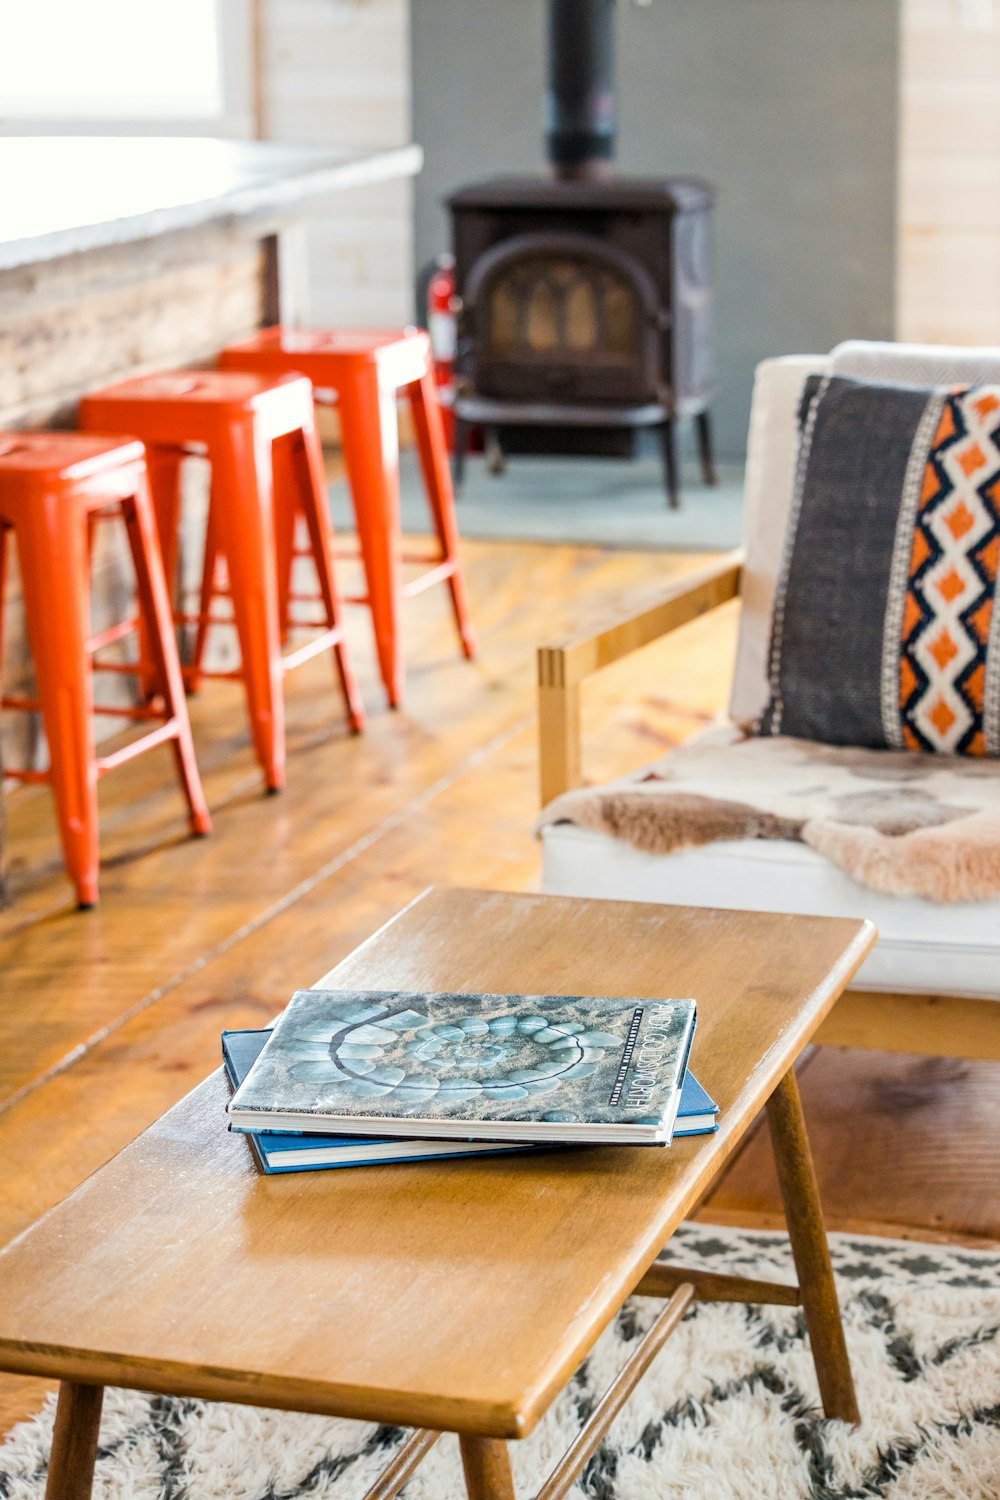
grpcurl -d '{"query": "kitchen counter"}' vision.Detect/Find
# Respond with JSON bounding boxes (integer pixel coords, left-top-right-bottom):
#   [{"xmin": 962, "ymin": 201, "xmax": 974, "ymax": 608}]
[{"xmin": 0, "ymin": 136, "xmax": 422, "ymax": 271}]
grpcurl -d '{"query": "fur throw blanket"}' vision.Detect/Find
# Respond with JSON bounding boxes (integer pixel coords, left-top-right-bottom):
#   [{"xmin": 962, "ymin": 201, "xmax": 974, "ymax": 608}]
[{"xmin": 535, "ymin": 727, "xmax": 1000, "ymax": 903}]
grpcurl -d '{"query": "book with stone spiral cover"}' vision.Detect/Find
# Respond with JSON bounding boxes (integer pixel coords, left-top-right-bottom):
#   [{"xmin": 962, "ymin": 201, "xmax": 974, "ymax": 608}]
[{"xmin": 227, "ymin": 989, "xmax": 697, "ymax": 1145}]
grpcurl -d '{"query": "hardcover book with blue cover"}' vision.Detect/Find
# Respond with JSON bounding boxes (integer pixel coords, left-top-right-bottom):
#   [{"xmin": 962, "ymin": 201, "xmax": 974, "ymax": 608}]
[
  {"xmin": 226, "ymin": 989, "xmax": 698, "ymax": 1145},
  {"xmin": 222, "ymin": 1029, "xmax": 718, "ymax": 1173}
]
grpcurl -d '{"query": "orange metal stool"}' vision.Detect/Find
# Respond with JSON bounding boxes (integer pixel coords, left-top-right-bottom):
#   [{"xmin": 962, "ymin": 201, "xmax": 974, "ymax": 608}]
[
  {"xmin": 219, "ymin": 327, "xmax": 475, "ymax": 707},
  {"xmin": 0, "ymin": 433, "xmax": 211, "ymax": 908},
  {"xmin": 79, "ymin": 371, "xmax": 364, "ymax": 794}
]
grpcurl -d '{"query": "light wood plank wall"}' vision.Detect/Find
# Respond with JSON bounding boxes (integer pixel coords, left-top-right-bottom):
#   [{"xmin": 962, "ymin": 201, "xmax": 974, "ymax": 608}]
[
  {"xmin": 898, "ymin": 0, "xmax": 1000, "ymax": 342},
  {"xmin": 258, "ymin": 0, "xmax": 415, "ymax": 326}
]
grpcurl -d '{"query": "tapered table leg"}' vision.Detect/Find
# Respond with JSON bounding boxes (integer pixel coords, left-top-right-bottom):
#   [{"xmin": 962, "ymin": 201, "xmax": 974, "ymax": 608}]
[
  {"xmin": 766, "ymin": 1069, "xmax": 860, "ymax": 1423},
  {"xmin": 44, "ymin": 1381, "xmax": 104, "ymax": 1500},
  {"xmin": 460, "ymin": 1435, "xmax": 517, "ymax": 1499}
]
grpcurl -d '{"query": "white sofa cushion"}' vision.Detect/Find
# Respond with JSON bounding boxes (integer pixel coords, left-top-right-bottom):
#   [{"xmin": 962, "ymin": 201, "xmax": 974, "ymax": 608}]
[
  {"xmin": 540, "ymin": 821, "xmax": 1000, "ymax": 999},
  {"xmin": 831, "ymin": 339, "xmax": 1000, "ymax": 388}
]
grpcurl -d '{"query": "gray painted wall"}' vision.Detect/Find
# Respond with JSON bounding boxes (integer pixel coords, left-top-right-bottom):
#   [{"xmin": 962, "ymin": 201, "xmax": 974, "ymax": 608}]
[{"xmin": 412, "ymin": 0, "xmax": 899, "ymax": 457}]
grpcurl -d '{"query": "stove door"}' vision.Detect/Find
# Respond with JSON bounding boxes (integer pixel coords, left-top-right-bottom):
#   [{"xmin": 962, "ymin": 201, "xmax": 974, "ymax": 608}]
[{"xmin": 462, "ymin": 232, "xmax": 663, "ymax": 406}]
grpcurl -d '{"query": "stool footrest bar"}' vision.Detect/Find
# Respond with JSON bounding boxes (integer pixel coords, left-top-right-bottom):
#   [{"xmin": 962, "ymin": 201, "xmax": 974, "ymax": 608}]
[
  {"xmin": 96, "ymin": 719, "xmax": 180, "ymax": 774},
  {"xmin": 86, "ymin": 619, "xmax": 139, "ymax": 653},
  {"xmin": 281, "ymin": 629, "xmax": 345, "ymax": 673},
  {"xmin": 89, "ymin": 660, "xmax": 146, "ymax": 677},
  {"xmin": 92, "ymin": 702, "xmax": 165, "ymax": 721},
  {"xmin": 400, "ymin": 560, "xmax": 459, "ymax": 600},
  {"xmin": 286, "ymin": 617, "xmax": 337, "ymax": 634},
  {"xmin": 183, "ymin": 667, "xmax": 243, "ymax": 683}
]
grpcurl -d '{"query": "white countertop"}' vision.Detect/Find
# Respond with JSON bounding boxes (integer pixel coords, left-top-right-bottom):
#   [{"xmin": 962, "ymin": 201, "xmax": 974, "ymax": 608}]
[{"xmin": 0, "ymin": 136, "xmax": 423, "ymax": 271}]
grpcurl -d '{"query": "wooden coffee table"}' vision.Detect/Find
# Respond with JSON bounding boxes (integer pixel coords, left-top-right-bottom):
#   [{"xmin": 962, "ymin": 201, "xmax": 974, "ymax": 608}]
[{"xmin": 0, "ymin": 889, "xmax": 874, "ymax": 1500}]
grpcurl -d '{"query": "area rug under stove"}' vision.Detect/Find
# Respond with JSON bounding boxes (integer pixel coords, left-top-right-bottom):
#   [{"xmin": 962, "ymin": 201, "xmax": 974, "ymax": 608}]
[
  {"xmin": 2, "ymin": 1225, "xmax": 998, "ymax": 1499},
  {"xmin": 329, "ymin": 453, "xmax": 746, "ymax": 553}
]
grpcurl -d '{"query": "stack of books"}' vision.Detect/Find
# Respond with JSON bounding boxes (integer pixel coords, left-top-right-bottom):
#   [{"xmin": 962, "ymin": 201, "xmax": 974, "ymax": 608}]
[{"xmin": 224, "ymin": 988, "xmax": 718, "ymax": 1175}]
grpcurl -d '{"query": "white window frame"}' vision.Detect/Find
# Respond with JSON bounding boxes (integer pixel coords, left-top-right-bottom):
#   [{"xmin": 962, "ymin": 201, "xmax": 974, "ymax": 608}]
[{"xmin": 0, "ymin": 0, "xmax": 256, "ymax": 139}]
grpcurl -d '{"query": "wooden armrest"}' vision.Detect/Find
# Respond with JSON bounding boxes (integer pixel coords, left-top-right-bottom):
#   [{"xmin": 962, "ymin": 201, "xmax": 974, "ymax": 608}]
[
  {"xmin": 538, "ymin": 550, "xmax": 744, "ymax": 688},
  {"xmin": 537, "ymin": 550, "xmax": 743, "ymax": 805}
]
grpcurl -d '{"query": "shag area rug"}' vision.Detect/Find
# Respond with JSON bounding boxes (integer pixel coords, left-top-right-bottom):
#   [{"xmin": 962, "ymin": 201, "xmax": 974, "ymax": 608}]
[
  {"xmin": 536, "ymin": 727, "xmax": 1000, "ymax": 902},
  {"xmin": 2, "ymin": 1225, "xmax": 999, "ymax": 1499}
]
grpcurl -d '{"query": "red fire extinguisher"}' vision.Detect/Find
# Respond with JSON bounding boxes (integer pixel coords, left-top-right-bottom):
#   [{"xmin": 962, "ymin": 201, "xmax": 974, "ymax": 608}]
[{"xmin": 427, "ymin": 252, "xmax": 457, "ymax": 449}]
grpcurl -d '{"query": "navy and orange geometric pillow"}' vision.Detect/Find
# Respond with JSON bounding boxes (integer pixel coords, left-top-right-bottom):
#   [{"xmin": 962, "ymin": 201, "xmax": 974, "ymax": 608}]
[{"xmin": 756, "ymin": 374, "xmax": 1000, "ymax": 755}]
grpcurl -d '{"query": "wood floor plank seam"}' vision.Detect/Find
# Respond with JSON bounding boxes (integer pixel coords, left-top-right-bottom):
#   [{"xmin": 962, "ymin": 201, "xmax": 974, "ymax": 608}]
[{"xmin": 0, "ymin": 711, "xmax": 536, "ymax": 1119}]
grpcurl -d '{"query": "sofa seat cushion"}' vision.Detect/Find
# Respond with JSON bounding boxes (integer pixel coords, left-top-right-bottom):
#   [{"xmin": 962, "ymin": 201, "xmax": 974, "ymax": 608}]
[
  {"xmin": 540, "ymin": 822, "xmax": 1000, "ymax": 998},
  {"xmin": 536, "ymin": 728, "xmax": 1000, "ymax": 904}
]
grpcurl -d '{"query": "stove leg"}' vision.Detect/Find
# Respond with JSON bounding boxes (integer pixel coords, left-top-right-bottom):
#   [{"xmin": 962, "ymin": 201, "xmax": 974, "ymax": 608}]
[
  {"xmin": 696, "ymin": 410, "xmax": 718, "ymax": 486},
  {"xmin": 453, "ymin": 417, "xmax": 470, "ymax": 493},
  {"xmin": 659, "ymin": 419, "xmax": 680, "ymax": 509},
  {"xmin": 485, "ymin": 427, "xmax": 506, "ymax": 478}
]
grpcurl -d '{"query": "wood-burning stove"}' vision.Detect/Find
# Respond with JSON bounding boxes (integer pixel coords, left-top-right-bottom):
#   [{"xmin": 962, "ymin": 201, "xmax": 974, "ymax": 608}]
[{"xmin": 449, "ymin": 0, "xmax": 716, "ymax": 509}]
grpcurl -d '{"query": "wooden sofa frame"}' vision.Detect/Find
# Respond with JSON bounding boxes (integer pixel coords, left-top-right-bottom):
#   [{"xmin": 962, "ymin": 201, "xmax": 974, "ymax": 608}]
[{"xmin": 537, "ymin": 550, "xmax": 1000, "ymax": 1064}]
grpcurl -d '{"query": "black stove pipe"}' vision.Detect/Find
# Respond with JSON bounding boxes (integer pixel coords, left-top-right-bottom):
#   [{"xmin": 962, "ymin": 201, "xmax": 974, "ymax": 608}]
[{"xmin": 545, "ymin": 0, "xmax": 616, "ymax": 180}]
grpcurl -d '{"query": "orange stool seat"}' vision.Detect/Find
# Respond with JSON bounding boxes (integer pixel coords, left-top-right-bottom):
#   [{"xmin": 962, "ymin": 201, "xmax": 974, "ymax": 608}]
[
  {"xmin": 219, "ymin": 326, "xmax": 475, "ymax": 707},
  {"xmin": 79, "ymin": 371, "xmax": 363, "ymax": 793},
  {"xmin": 0, "ymin": 432, "xmax": 211, "ymax": 907}
]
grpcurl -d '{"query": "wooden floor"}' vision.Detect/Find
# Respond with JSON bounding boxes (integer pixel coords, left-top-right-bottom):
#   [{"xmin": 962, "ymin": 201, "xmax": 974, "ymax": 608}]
[{"xmin": 1, "ymin": 534, "xmax": 998, "ymax": 1440}]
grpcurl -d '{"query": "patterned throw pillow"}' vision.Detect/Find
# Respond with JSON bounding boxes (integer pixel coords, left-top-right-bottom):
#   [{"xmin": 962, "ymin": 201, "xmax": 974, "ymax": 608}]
[{"xmin": 757, "ymin": 374, "xmax": 1000, "ymax": 755}]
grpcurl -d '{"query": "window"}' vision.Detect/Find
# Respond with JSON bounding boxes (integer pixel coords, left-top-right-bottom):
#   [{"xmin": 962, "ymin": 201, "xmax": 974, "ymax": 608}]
[{"xmin": 0, "ymin": 0, "xmax": 253, "ymax": 136}]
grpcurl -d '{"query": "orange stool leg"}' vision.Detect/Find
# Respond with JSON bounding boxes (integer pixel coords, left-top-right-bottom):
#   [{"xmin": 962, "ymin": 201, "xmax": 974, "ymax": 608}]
[
  {"xmin": 122, "ymin": 480, "xmax": 211, "ymax": 837},
  {"xmin": 408, "ymin": 370, "xmax": 476, "ymax": 660},
  {"xmin": 209, "ymin": 418, "xmax": 286, "ymax": 791},
  {"xmin": 144, "ymin": 447, "xmax": 185, "ymax": 582},
  {"xmin": 15, "ymin": 501, "xmax": 100, "ymax": 907},
  {"xmin": 291, "ymin": 418, "xmax": 365, "ymax": 732},
  {"xmin": 270, "ymin": 431, "xmax": 299, "ymax": 644},
  {"xmin": 189, "ymin": 486, "xmax": 223, "ymax": 691},
  {"xmin": 141, "ymin": 447, "xmax": 185, "ymax": 701},
  {"xmin": 0, "ymin": 519, "xmax": 9, "ymax": 671},
  {"xmin": 336, "ymin": 367, "xmax": 404, "ymax": 707}
]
